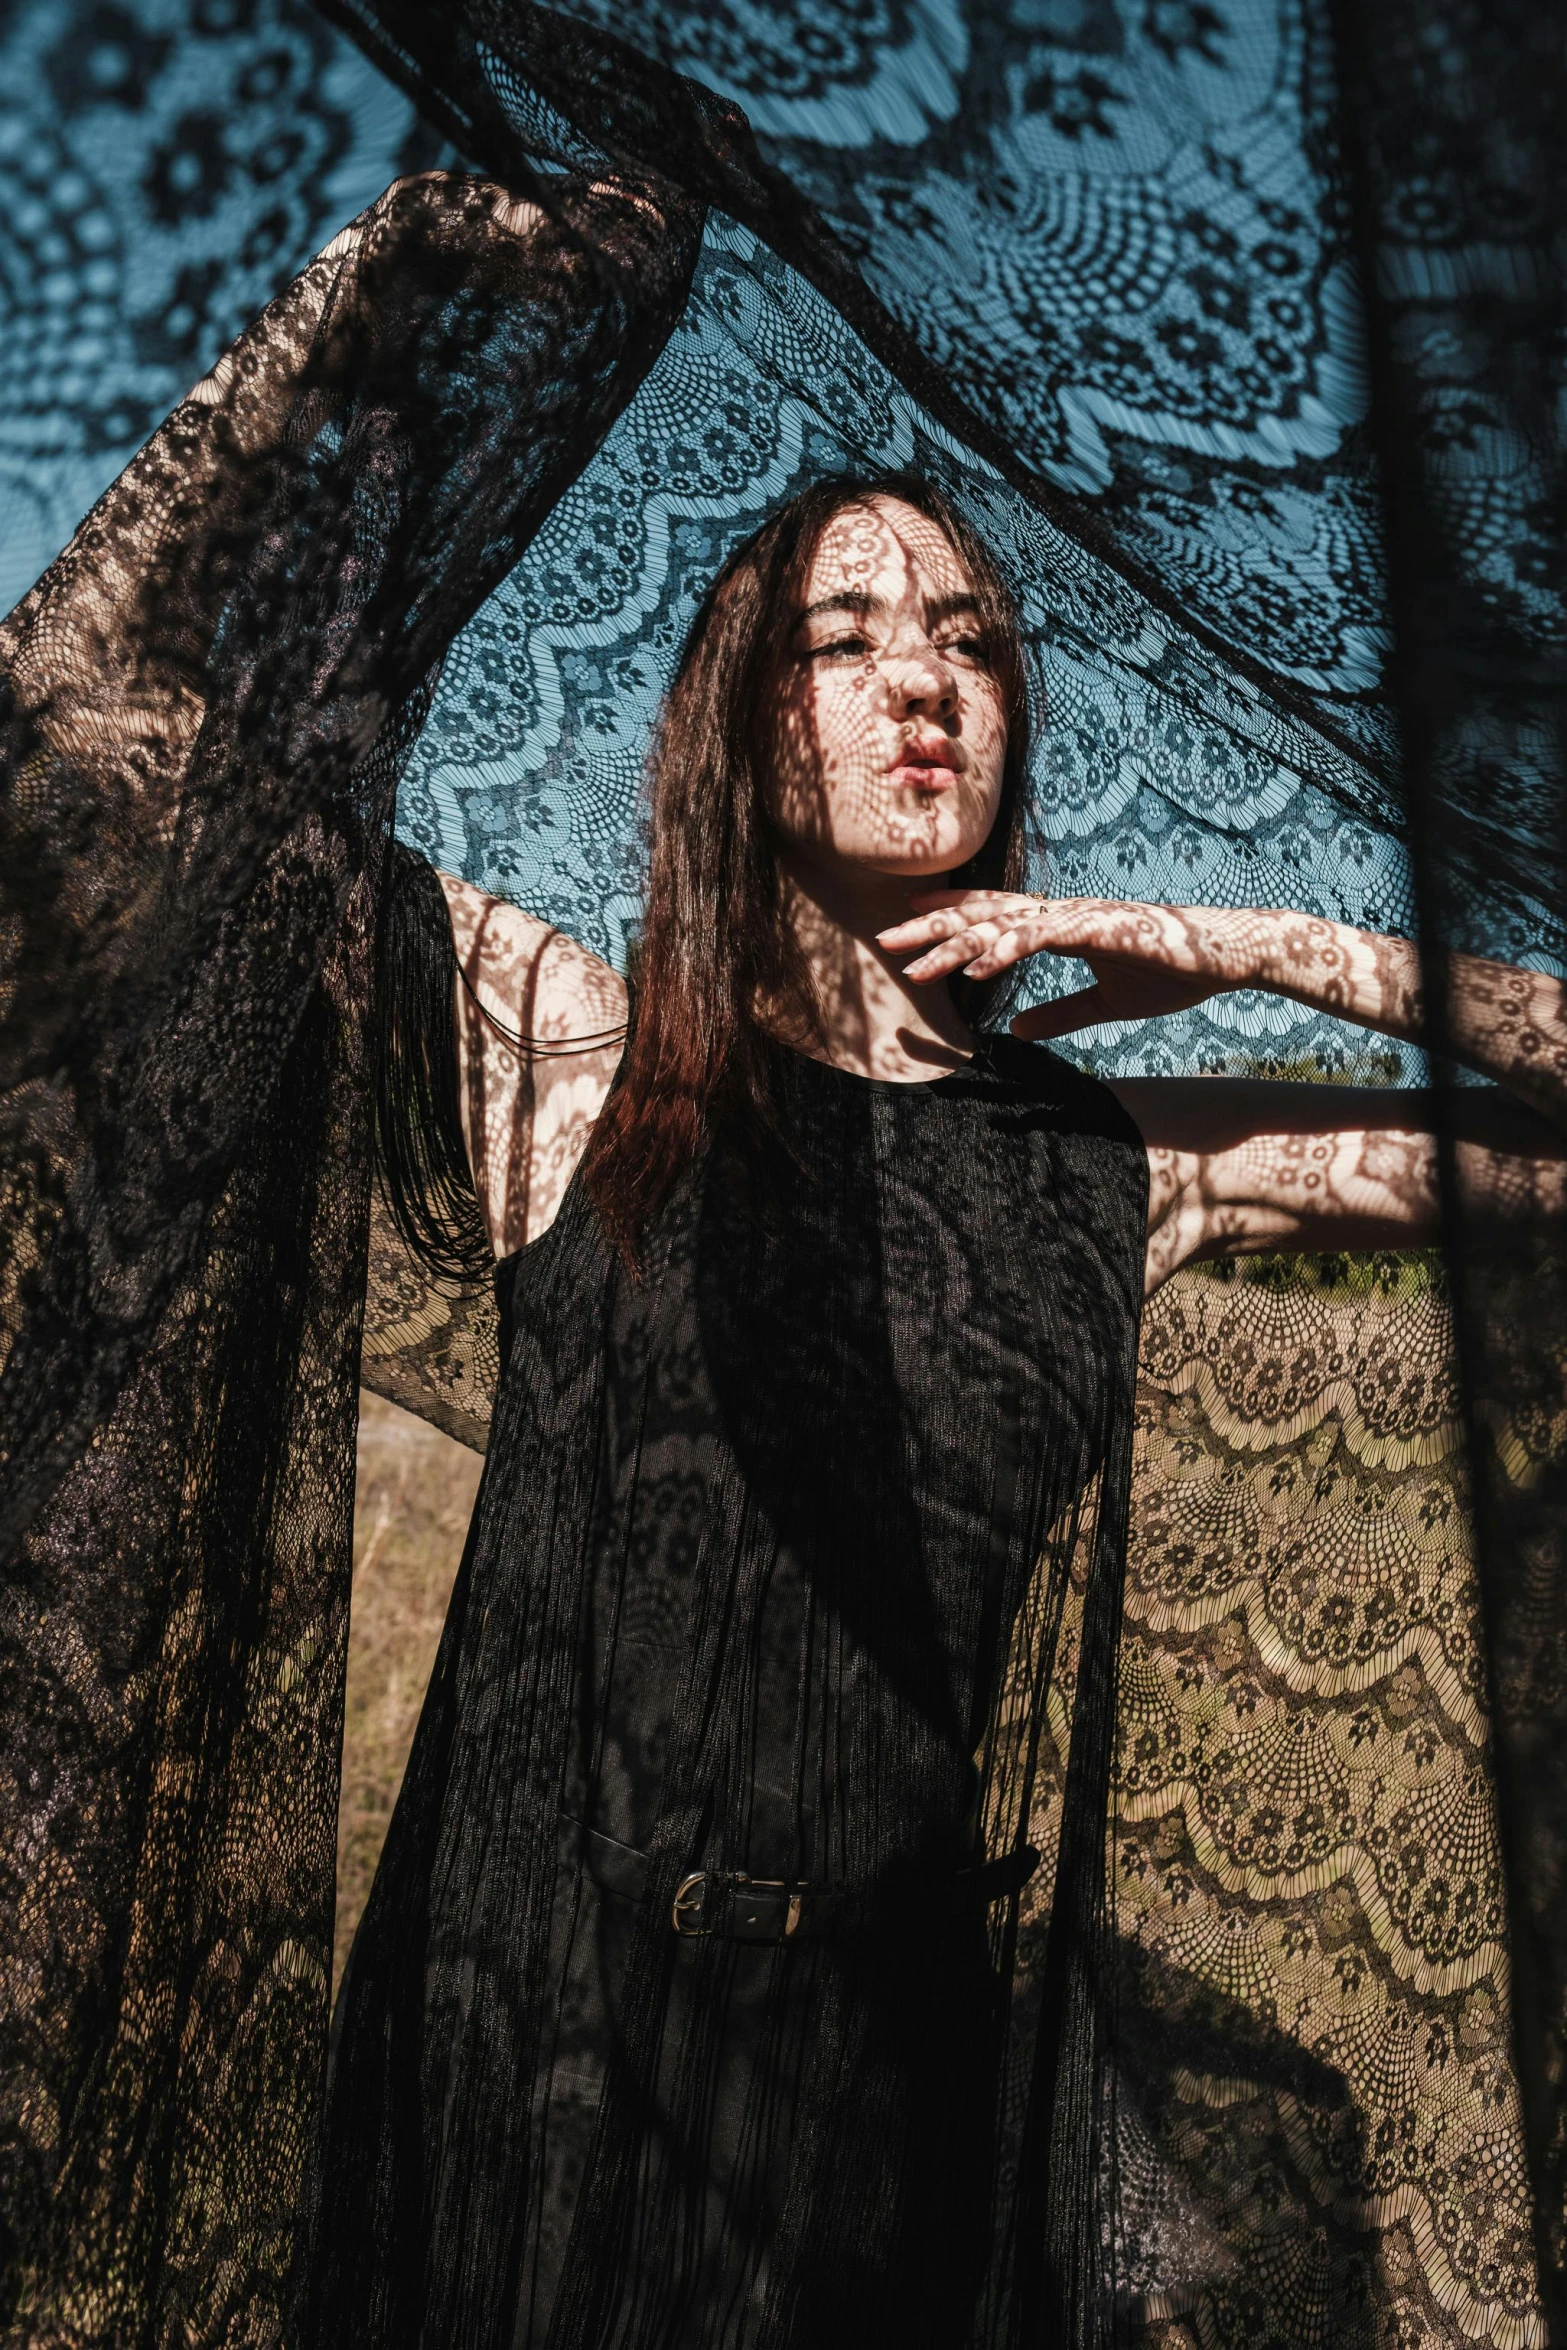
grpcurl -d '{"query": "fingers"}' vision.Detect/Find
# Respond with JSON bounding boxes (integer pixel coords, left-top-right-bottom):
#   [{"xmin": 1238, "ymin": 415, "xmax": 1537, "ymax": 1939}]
[
  {"xmin": 883, "ymin": 892, "xmax": 1090, "ymax": 977},
  {"xmin": 876, "ymin": 910, "xmax": 966, "ymax": 954},
  {"xmin": 880, "ymin": 893, "xmax": 1157, "ymax": 968},
  {"xmin": 878, "ymin": 893, "xmax": 1046, "ymax": 984},
  {"xmin": 885, "ymin": 897, "xmax": 1240, "ymax": 991},
  {"xmin": 1010, "ymin": 988, "xmax": 1112, "ymax": 1041},
  {"xmin": 899, "ymin": 920, "xmax": 1042, "ymax": 983},
  {"xmin": 878, "ymin": 892, "xmax": 1035, "ymax": 950}
]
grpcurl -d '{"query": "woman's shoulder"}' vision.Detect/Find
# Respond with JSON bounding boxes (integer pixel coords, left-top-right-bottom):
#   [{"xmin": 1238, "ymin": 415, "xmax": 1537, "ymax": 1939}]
[{"xmin": 437, "ymin": 868, "xmax": 626, "ymax": 1028}]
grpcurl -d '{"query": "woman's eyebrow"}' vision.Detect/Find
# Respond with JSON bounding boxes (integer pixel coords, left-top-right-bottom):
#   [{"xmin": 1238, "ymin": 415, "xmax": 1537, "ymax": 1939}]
[
  {"xmin": 794, "ymin": 588, "xmax": 980, "ymax": 627},
  {"xmin": 797, "ymin": 591, "xmax": 880, "ymax": 625},
  {"xmin": 924, "ymin": 592, "xmax": 981, "ymax": 626}
]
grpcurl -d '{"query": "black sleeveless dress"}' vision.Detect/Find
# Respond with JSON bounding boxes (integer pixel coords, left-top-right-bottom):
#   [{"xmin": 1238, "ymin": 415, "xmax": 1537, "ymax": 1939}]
[{"xmin": 308, "ymin": 1035, "xmax": 1148, "ymax": 2350}]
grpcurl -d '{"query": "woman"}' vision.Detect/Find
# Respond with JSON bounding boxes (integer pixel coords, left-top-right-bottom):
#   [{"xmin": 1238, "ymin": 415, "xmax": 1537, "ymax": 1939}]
[
  {"xmin": 2, "ymin": 165, "xmax": 1560, "ymax": 2347},
  {"xmin": 309, "ymin": 470, "xmax": 1567, "ymax": 2346}
]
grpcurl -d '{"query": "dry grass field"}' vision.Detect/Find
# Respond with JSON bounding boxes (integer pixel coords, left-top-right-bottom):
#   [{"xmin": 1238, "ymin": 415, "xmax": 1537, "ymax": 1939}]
[{"xmin": 337, "ymin": 1392, "xmax": 484, "ymax": 1986}]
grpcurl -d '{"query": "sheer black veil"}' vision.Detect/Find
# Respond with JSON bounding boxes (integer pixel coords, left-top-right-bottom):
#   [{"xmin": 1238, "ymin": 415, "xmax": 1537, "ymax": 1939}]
[{"xmin": 0, "ymin": 0, "xmax": 1563, "ymax": 2340}]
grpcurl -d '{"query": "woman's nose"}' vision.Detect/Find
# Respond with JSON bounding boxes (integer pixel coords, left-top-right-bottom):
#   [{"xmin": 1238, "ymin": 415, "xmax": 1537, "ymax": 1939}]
[{"xmin": 887, "ymin": 640, "xmax": 958, "ymax": 719}]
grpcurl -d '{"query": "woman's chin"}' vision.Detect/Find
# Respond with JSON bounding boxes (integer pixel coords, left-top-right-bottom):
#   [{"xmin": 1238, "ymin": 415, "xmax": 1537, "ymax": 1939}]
[
  {"xmin": 787, "ymin": 829, "xmax": 983, "ymax": 893},
  {"xmin": 860, "ymin": 847, "xmax": 971, "ymax": 883}
]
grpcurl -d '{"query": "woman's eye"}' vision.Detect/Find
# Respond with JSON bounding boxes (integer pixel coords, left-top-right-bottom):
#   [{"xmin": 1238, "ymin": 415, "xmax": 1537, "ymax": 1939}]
[
  {"xmin": 812, "ymin": 635, "xmax": 871, "ymax": 659},
  {"xmin": 939, "ymin": 634, "xmax": 990, "ymax": 664}
]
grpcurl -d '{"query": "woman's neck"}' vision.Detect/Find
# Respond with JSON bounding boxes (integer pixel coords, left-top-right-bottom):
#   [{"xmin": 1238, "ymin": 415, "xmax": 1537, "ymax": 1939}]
[{"xmin": 772, "ymin": 855, "xmax": 976, "ymax": 1082}]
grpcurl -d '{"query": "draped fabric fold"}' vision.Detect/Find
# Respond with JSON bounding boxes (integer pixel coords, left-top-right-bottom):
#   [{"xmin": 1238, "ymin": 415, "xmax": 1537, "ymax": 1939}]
[
  {"xmin": 1331, "ymin": 6, "xmax": 1567, "ymax": 2329},
  {"xmin": 1, "ymin": 0, "xmax": 1565, "ymax": 2341},
  {"xmin": 0, "ymin": 166, "xmax": 700, "ymax": 2341}
]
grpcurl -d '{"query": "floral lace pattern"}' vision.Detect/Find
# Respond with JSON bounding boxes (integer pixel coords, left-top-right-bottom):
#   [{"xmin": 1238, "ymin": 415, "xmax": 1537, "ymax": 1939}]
[
  {"xmin": 398, "ymin": 209, "xmax": 1425, "ymax": 1084},
  {"xmin": 354, "ymin": 1226, "xmax": 1545, "ymax": 2343},
  {"xmin": 3, "ymin": 0, "xmax": 1563, "ymax": 2338},
  {"xmin": 0, "ymin": 0, "xmax": 441, "ymax": 614},
  {"xmin": 1118, "ymin": 1257, "xmax": 1540, "ymax": 2345}
]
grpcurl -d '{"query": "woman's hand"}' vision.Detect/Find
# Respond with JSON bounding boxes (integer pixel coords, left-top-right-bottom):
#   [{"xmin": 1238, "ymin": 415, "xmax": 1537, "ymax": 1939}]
[
  {"xmin": 877, "ymin": 893, "xmax": 1257, "ymax": 1039},
  {"xmin": 879, "ymin": 889, "xmax": 1567, "ymax": 1132}
]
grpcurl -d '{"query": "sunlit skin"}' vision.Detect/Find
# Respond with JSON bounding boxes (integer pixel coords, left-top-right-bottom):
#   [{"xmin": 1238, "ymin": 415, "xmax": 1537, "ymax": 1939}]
[
  {"xmin": 437, "ymin": 493, "xmax": 1567, "ymax": 1280},
  {"xmin": 758, "ymin": 494, "xmax": 1009, "ymax": 1078}
]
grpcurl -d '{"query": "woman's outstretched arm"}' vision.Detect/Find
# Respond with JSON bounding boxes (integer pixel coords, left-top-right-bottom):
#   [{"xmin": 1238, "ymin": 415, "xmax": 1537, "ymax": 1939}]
[
  {"xmin": 1, "ymin": 165, "xmax": 701, "ymax": 1524},
  {"xmin": 882, "ymin": 894, "xmax": 1567, "ymax": 1126},
  {"xmin": 1106, "ymin": 1075, "xmax": 1566, "ymax": 1292},
  {"xmin": 878, "ymin": 893, "xmax": 1567, "ymax": 1291}
]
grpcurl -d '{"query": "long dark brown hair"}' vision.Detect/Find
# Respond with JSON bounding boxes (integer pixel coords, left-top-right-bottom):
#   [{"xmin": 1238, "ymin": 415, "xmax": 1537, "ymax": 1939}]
[{"xmin": 579, "ymin": 473, "xmax": 1033, "ymax": 1268}]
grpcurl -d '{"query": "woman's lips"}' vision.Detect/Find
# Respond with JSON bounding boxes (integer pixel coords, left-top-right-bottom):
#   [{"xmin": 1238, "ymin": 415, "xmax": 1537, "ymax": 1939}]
[
  {"xmin": 888, "ymin": 762, "xmax": 957, "ymax": 791},
  {"xmin": 888, "ymin": 736, "xmax": 961, "ymax": 786}
]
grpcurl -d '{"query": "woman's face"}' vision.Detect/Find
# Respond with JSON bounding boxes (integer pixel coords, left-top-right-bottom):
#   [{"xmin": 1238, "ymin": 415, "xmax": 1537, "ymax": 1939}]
[{"xmin": 765, "ymin": 495, "xmax": 1009, "ymax": 886}]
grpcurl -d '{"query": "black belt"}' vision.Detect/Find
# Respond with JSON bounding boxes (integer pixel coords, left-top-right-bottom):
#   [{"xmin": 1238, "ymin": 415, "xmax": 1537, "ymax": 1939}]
[{"xmin": 566, "ymin": 1819, "xmax": 1041, "ymax": 1946}]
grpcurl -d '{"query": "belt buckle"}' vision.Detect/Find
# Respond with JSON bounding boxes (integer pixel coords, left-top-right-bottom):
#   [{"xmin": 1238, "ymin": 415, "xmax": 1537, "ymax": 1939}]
[{"xmin": 671, "ymin": 1870, "xmax": 711, "ymax": 1937}]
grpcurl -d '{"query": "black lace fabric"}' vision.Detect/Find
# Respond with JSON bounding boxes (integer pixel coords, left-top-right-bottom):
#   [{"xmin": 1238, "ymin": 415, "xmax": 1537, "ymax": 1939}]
[
  {"xmin": 311, "ymin": 1039, "xmax": 1149, "ymax": 2349},
  {"xmin": 0, "ymin": 168, "xmax": 700, "ymax": 2340},
  {"xmin": 1119, "ymin": 1257, "xmax": 1521, "ymax": 2341},
  {"xmin": 0, "ymin": 0, "xmax": 1563, "ymax": 2342},
  {"xmin": 1333, "ymin": 8, "xmax": 1567, "ymax": 2336}
]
